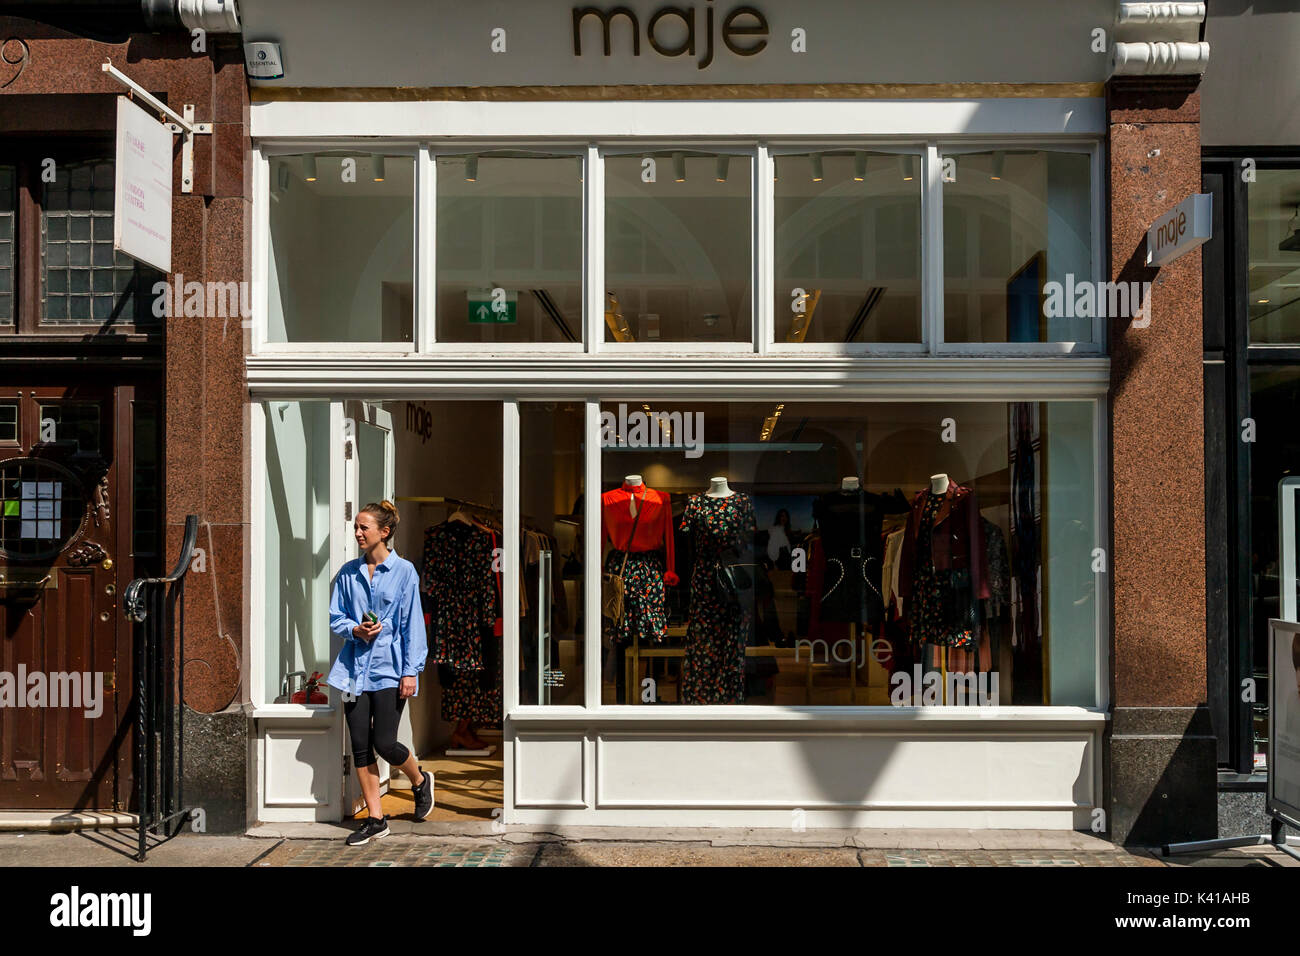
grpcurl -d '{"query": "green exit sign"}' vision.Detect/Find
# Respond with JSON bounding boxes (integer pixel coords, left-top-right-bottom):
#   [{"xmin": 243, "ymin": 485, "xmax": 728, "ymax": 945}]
[{"xmin": 468, "ymin": 288, "xmax": 517, "ymax": 324}]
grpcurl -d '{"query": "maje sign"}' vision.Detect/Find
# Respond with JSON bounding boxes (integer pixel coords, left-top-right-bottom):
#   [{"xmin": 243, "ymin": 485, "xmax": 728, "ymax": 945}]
[
  {"xmin": 1146, "ymin": 192, "xmax": 1211, "ymax": 268},
  {"xmin": 573, "ymin": 3, "xmax": 769, "ymax": 69}
]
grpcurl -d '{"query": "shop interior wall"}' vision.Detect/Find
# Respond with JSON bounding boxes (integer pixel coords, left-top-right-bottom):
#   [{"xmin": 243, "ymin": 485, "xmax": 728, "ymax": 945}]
[{"xmin": 390, "ymin": 401, "xmax": 504, "ymax": 756}]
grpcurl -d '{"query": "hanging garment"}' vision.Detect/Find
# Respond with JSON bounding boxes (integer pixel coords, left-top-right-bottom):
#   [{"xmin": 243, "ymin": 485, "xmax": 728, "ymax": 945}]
[
  {"xmin": 810, "ymin": 489, "xmax": 895, "ymax": 626},
  {"xmin": 1010, "ymin": 402, "xmax": 1040, "ymax": 651},
  {"xmin": 421, "ymin": 520, "xmax": 500, "ymax": 722},
  {"xmin": 881, "ymin": 527, "xmax": 907, "ymax": 618},
  {"xmin": 898, "ymin": 484, "xmax": 990, "ymax": 649},
  {"xmin": 679, "ymin": 492, "xmax": 757, "ymax": 705}
]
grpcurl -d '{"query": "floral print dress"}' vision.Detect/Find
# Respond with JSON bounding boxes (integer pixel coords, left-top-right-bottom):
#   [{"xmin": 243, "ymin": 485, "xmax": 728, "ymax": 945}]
[
  {"xmin": 421, "ymin": 521, "xmax": 502, "ymax": 723},
  {"xmin": 680, "ymin": 492, "xmax": 757, "ymax": 705},
  {"xmin": 907, "ymin": 493, "xmax": 977, "ymax": 649}
]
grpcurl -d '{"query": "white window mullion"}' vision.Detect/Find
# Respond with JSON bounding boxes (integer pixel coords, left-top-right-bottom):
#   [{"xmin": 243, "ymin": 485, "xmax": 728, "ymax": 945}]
[
  {"xmin": 922, "ymin": 143, "xmax": 944, "ymax": 353},
  {"xmin": 584, "ymin": 400, "xmax": 602, "ymax": 710},
  {"xmin": 754, "ymin": 144, "xmax": 774, "ymax": 355},
  {"xmin": 584, "ymin": 144, "xmax": 604, "ymax": 353},
  {"xmin": 418, "ymin": 145, "xmax": 436, "ymax": 350},
  {"xmin": 252, "ymin": 146, "xmax": 270, "ymax": 353},
  {"xmin": 502, "ymin": 400, "xmax": 520, "ymax": 715}
]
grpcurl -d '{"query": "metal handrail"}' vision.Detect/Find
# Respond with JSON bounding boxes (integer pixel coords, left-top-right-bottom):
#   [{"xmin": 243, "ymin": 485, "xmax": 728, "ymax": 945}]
[
  {"xmin": 123, "ymin": 515, "xmax": 198, "ymax": 622},
  {"xmin": 124, "ymin": 513, "xmax": 198, "ymax": 861}
]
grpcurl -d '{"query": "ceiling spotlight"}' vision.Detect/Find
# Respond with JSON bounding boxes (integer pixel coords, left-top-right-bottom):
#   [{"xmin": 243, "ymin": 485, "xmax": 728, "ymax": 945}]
[
  {"xmin": 990, "ymin": 151, "xmax": 1005, "ymax": 181},
  {"xmin": 302, "ymin": 153, "xmax": 318, "ymax": 182},
  {"xmin": 810, "ymin": 153, "xmax": 824, "ymax": 182},
  {"xmin": 464, "ymin": 154, "xmax": 478, "ymax": 182},
  {"xmin": 715, "ymin": 155, "xmax": 729, "ymax": 183},
  {"xmin": 1258, "ymin": 298, "xmax": 1270, "ymax": 304},
  {"xmin": 371, "ymin": 154, "xmax": 386, "ymax": 182},
  {"xmin": 853, "ymin": 151, "xmax": 867, "ymax": 182},
  {"xmin": 672, "ymin": 151, "xmax": 686, "ymax": 183},
  {"xmin": 899, "ymin": 155, "xmax": 914, "ymax": 182}
]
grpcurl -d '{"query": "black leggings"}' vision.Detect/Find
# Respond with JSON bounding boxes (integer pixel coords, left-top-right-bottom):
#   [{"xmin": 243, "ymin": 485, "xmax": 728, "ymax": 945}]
[{"xmin": 344, "ymin": 687, "xmax": 410, "ymax": 769}]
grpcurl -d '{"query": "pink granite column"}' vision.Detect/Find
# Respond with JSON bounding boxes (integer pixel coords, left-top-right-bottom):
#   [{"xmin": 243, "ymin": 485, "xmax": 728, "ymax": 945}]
[{"xmin": 1107, "ymin": 76, "xmax": 1216, "ymax": 845}]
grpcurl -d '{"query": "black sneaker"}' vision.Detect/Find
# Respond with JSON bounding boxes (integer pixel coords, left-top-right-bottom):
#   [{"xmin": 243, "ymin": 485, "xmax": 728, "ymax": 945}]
[
  {"xmin": 412, "ymin": 769, "xmax": 434, "ymax": 822},
  {"xmin": 345, "ymin": 816, "xmax": 389, "ymax": 846}
]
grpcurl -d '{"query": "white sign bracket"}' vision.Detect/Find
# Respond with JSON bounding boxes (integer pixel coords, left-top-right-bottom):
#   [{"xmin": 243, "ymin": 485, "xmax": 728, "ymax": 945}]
[{"xmin": 101, "ymin": 61, "xmax": 212, "ymax": 194}]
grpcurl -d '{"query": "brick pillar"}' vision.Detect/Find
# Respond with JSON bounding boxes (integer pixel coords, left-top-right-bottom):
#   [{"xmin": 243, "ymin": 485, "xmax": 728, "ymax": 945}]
[{"xmin": 1106, "ymin": 77, "xmax": 1216, "ymax": 846}]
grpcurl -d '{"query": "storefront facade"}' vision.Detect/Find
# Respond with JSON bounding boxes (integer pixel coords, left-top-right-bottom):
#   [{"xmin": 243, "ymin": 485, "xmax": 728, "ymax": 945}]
[{"xmin": 238, "ymin": 0, "xmax": 1211, "ymax": 841}]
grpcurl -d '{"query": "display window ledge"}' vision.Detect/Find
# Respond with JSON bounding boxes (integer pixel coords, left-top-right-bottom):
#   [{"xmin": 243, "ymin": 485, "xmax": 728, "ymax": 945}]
[
  {"xmin": 505, "ymin": 705, "xmax": 1109, "ymax": 727},
  {"xmin": 249, "ymin": 703, "xmax": 338, "ymax": 720}
]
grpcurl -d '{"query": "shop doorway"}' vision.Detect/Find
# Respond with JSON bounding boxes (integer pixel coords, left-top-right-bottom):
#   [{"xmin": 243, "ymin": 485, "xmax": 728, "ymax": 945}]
[
  {"xmin": 0, "ymin": 385, "xmax": 154, "ymax": 810},
  {"xmin": 342, "ymin": 400, "xmax": 509, "ymax": 823}
]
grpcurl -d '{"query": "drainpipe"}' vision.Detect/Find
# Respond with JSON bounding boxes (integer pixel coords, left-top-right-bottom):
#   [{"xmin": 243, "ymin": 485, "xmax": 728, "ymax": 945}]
[{"xmin": 0, "ymin": 1, "xmax": 240, "ymax": 35}]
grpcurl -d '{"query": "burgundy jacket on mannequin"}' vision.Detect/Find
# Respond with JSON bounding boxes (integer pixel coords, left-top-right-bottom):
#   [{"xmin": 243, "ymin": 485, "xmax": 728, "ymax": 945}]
[{"xmin": 897, "ymin": 483, "xmax": 991, "ymax": 610}]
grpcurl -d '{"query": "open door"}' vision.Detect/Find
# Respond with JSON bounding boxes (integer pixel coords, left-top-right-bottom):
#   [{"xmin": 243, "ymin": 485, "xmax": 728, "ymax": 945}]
[{"xmin": 339, "ymin": 401, "xmax": 401, "ymax": 815}]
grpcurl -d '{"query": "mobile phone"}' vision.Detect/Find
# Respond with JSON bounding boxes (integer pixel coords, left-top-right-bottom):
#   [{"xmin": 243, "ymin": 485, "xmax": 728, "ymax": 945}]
[{"xmin": 364, "ymin": 611, "xmax": 379, "ymax": 625}]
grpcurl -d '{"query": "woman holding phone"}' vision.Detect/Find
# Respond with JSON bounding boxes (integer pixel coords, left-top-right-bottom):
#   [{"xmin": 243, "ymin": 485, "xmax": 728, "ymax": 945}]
[{"xmin": 326, "ymin": 500, "xmax": 433, "ymax": 846}]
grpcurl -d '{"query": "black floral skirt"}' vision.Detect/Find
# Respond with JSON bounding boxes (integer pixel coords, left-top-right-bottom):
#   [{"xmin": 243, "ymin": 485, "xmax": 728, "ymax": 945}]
[{"xmin": 603, "ymin": 549, "xmax": 668, "ymax": 646}]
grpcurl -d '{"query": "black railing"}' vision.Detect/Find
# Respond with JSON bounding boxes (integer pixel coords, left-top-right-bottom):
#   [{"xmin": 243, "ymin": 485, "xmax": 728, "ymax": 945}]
[{"xmin": 122, "ymin": 513, "xmax": 198, "ymax": 862}]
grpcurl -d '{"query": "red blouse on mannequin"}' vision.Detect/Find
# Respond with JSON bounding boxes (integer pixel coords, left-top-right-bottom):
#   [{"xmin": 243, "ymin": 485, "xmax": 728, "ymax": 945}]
[{"xmin": 601, "ymin": 482, "xmax": 679, "ymax": 586}]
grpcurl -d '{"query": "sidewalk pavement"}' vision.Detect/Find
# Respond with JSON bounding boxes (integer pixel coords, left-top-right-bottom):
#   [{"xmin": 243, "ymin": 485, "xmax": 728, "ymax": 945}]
[{"xmin": 0, "ymin": 824, "xmax": 1294, "ymax": 867}]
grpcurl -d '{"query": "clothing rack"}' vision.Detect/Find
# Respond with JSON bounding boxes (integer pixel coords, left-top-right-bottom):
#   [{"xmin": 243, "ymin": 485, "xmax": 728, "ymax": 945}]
[{"xmin": 396, "ymin": 494, "xmax": 537, "ymax": 525}]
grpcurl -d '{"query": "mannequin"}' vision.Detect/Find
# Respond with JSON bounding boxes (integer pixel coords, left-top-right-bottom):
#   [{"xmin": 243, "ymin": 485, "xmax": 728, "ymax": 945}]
[
  {"xmin": 624, "ymin": 474, "xmax": 643, "ymax": 515},
  {"xmin": 930, "ymin": 473, "xmax": 950, "ymax": 495},
  {"xmin": 841, "ymin": 476, "xmax": 861, "ymax": 491},
  {"xmin": 706, "ymin": 476, "xmax": 734, "ymax": 498}
]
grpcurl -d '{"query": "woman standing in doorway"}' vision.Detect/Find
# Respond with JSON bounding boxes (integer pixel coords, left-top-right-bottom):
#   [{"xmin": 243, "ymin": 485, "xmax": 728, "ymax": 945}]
[{"xmin": 326, "ymin": 500, "xmax": 433, "ymax": 846}]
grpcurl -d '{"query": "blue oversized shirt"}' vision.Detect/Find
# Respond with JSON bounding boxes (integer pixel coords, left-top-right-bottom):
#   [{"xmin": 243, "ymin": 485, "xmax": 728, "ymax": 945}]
[{"xmin": 325, "ymin": 550, "xmax": 428, "ymax": 696}]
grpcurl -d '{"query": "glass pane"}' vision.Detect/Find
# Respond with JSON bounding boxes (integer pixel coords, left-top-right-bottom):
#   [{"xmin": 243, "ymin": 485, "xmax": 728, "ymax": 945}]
[
  {"xmin": 605, "ymin": 151, "xmax": 752, "ymax": 343},
  {"xmin": 943, "ymin": 150, "xmax": 1094, "ymax": 343},
  {"xmin": 264, "ymin": 401, "xmax": 334, "ymax": 704},
  {"xmin": 38, "ymin": 402, "xmax": 100, "ymax": 454},
  {"xmin": 1248, "ymin": 367, "xmax": 1300, "ymax": 769},
  {"xmin": 267, "ymin": 152, "xmax": 415, "ymax": 343},
  {"xmin": 437, "ymin": 153, "xmax": 583, "ymax": 344},
  {"xmin": 520, "ymin": 403, "xmax": 586, "ymax": 704},
  {"xmin": 0, "ymin": 459, "xmax": 83, "ymax": 560},
  {"xmin": 775, "ymin": 151, "xmax": 922, "ymax": 343},
  {"xmin": 1247, "ymin": 168, "xmax": 1300, "ymax": 343},
  {"xmin": 40, "ymin": 159, "xmax": 161, "ymax": 326},
  {"xmin": 598, "ymin": 400, "xmax": 1096, "ymax": 706},
  {"xmin": 0, "ymin": 402, "xmax": 17, "ymax": 442}
]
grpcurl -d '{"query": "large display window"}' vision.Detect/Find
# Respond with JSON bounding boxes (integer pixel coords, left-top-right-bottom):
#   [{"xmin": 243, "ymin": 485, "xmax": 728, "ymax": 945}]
[{"xmin": 597, "ymin": 400, "xmax": 1098, "ymax": 708}]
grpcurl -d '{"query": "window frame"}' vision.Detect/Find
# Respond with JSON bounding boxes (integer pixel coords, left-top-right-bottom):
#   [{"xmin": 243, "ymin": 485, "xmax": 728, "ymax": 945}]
[
  {"xmin": 250, "ymin": 131, "xmax": 1104, "ymax": 357},
  {"xmin": 0, "ymin": 140, "xmax": 163, "ymax": 337}
]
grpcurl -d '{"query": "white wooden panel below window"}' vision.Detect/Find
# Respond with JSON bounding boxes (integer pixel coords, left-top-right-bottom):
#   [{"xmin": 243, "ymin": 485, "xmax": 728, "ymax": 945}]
[
  {"xmin": 264, "ymin": 727, "xmax": 338, "ymax": 809},
  {"xmin": 514, "ymin": 735, "xmax": 586, "ymax": 808},
  {"xmin": 595, "ymin": 733, "xmax": 1093, "ymax": 811}
]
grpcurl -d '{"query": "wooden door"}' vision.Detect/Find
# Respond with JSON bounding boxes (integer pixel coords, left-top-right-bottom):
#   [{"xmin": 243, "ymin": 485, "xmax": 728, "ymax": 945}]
[{"xmin": 0, "ymin": 386, "xmax": 129, "ymax": 809}]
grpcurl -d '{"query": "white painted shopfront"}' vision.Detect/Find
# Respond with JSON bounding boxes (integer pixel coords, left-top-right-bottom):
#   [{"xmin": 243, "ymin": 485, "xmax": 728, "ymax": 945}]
[{"xmin": 240, "ymin": 0, "xmax": 1117, "ymax": 828}]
